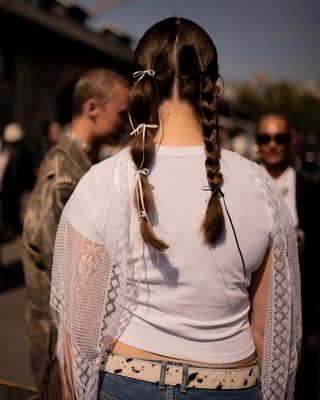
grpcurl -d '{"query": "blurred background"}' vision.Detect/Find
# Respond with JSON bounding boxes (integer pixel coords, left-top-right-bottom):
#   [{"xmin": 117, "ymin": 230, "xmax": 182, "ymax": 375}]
[{"xmin": 0, "ymin": 0, "xmax": 319, "ymax": 398}]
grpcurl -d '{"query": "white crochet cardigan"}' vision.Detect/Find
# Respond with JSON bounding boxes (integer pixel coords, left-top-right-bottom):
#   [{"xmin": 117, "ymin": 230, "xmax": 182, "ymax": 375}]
[{"xmin": 50, "ymin": 148, "xmax": 301, "ymax": 400}]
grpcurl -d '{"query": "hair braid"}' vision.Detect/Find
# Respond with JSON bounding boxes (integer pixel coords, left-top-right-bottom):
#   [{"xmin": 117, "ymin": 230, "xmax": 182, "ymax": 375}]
[
  {"xmin": 177, "ymin": 37, "xmax": 225, "ymax": 244},
  {"xmin": 200, "ymin": 76, "xmax": 225, "ymax": 244},
  {"xmin": 129, "ymin": 73, "xmax": 169, "ymax": 252},
  {"xmin": 130, "ymin": 17, "xmax": 224, "ymax": 250}
]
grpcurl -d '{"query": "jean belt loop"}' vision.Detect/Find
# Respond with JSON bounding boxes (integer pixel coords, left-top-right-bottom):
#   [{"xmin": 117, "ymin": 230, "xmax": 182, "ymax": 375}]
[
  {"xmin": 179, "ymin": 364, "xmax": 189, "ymax": 393},
  {"xmin": 158, "ymin": 360, "xmax": 167, "ymax": 389}
]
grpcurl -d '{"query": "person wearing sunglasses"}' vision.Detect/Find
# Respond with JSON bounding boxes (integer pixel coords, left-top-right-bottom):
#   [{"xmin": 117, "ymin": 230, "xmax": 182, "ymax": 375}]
[{"xmin": 257, "ymin": 113, "xmax": 320, "ymax": 400}]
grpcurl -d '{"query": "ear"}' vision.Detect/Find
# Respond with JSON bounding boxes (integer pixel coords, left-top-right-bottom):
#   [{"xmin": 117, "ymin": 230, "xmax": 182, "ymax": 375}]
[{"xmin": 83, "ymin": 98, "xmax": 99, "ymax": 121}]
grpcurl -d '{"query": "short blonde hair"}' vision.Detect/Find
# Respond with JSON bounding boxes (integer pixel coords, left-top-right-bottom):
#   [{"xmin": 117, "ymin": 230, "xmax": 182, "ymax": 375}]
[{"xmin": 72, "ymin": 68, "xmax": 127, "ymax": 117}]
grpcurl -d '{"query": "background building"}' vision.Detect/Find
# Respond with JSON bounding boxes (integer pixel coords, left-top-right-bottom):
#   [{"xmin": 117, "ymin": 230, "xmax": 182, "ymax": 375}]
[{"xmin": 0, "ymin": 0, "xmax": 132, "ymax": 140}]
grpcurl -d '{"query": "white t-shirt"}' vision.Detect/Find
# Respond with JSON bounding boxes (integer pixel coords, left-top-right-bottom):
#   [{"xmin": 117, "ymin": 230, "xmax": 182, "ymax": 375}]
[{"xmin": 119, "ymin": 146, "xmax": 273, "ymax": 363}]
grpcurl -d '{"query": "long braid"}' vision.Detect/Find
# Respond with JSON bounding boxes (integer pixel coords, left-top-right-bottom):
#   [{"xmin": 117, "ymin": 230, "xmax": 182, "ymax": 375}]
[
  {"xmin": 129, "ymin": 17, "xmax": 224, "ymax": 250},
  {"xmin": 177, "ymin": 40, "xmax": 225, "ymax": 244},
  {"xmin": 128, "ymin": 18, "xmax": 179, "ymax": 252},
  {"xmin": 200, "ymin": 76, "xmax": 225, "ymax": 243},
  {"xmin": 129, "ymin": 72, "xmax": 169, "ymax": 252}
]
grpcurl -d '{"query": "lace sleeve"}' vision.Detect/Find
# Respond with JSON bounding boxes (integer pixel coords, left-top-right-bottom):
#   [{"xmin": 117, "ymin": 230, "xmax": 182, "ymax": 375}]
[
  {"xmin": 249, "ymin": 163, "xmax": 302, "ymax": 400},
  {"xmin": 50, "ymin": 205, "xmax": 112, "ymax": 398},
  {"xmin": 50, "ymin": 154, "xmax": 136, "ymax": 400}
]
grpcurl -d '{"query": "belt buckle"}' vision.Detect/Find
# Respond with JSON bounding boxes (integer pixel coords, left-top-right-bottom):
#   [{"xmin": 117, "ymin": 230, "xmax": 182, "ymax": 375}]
[
  {"xmin": 180, "ymin": 364, "xmax": 189, "ymax": 393},
  {"xmin": 160, "ymin": 362, "xmax": 189, "ymax": 393},
  {"xmin": 158, "ymin": 361, "xmax": 167, "ymax": 390}
]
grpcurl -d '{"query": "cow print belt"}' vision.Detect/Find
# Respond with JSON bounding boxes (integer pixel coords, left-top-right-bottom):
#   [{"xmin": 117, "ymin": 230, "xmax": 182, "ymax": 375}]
[{"xmin": 100, "ymin": 352, "xmax": 260, "ymax": 391}]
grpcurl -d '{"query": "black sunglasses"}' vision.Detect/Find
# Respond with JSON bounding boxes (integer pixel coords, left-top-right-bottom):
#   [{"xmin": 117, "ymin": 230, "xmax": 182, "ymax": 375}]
[{"xmin": 256, "ymin": 133, "xmax": 291, "ymax": 145}]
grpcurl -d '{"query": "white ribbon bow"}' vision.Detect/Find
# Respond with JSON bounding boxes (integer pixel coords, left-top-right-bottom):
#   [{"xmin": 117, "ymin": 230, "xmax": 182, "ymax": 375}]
[
  {"xmin": 129, "ymin": 123, "xmax": 158, "ymax": 176},
  {"xmin": 129, "ymin": 123, "xmax": 158, "ymax": 138},
  {"xmin": 135, "ymin": 168, "xmax": 150, "ymax": 220},
  {"xmin": 129, "ymin": 123, "xmax": 158, "ymax": 222},
  {"xmin": 133, "ymin": 69, "xmax": 155, "ymax": 83}
]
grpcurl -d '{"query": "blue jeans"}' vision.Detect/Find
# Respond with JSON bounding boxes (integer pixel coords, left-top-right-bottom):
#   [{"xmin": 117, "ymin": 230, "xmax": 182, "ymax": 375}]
[{"xmin": 98, "ymin": 369, "xmax": 261, "ymax": 400}]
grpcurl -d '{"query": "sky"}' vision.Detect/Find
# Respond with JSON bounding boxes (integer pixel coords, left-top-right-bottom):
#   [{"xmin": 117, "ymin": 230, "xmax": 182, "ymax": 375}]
[{"xmin": 72, "ymin": 0, "xmax": 320, "ymax": 83}]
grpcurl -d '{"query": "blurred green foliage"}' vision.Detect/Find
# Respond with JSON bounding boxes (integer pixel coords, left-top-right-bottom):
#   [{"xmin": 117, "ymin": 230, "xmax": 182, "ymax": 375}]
[{"xmin": 234, "ymin": 82, "xmax": 320, "ymax": 138}]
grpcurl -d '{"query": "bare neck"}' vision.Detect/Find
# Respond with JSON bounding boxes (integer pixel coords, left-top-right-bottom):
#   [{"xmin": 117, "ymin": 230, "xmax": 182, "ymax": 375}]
[
  {"xmin": 71, "ymin": 117, "xmax": 94, "ymax": 147},
  {"xmin": 155, "ymin": 100, "xmax": 203, "ymax": 146}
]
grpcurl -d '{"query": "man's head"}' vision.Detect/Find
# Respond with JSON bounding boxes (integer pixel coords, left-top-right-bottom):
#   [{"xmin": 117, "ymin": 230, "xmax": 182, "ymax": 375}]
[
  {"xmin": 72, "ymin": 69, "xmax": 128, "ymax": 145},
  {"xmin": 256, "ymin": 114, "xmax": 292, "ymax": 174}
]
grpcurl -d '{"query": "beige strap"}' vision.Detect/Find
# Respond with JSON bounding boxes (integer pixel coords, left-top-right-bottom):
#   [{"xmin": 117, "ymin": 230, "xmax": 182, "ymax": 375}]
[{"xmin": 101, "ymin": 353, "xmax": 260, "ymax": 390}]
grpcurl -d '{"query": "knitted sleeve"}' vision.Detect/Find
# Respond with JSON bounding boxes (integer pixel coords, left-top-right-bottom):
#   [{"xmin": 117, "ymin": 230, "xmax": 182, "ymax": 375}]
[
  {"xmin": 50, "ymin": 152, "xmax": 136, "ymax": 400},
  {"xmin": 249, "ymin": 162, "xmax": 302, "ymax": 399}
]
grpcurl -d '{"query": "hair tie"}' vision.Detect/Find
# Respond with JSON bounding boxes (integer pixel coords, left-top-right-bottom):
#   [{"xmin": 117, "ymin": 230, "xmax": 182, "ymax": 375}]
[
  {"xmin": 202, "ymin": 185, "xmax": 224, "ymax": 198},
  {"xmin": 133, "ymin": 69, "xmax": 155, "ymax": 83}
]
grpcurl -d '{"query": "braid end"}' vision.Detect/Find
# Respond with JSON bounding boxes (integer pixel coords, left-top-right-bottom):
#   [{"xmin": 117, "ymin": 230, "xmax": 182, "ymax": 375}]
[
  {"xmin": 201, "ymin": 195, "xmax": 225, "ymax": 245},
  {"xmin": 140, "ymin": 220, "xmax": 169, "ymax": 252}
]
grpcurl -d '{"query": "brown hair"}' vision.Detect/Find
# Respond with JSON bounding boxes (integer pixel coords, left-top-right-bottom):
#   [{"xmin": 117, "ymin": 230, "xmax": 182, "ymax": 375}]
[
  {"xmin": 129, "ymin": 18, "xmax": 224, "ymax": 251},
  {"xmin": 72, "ymin": 68, "xmax": 127, "ymax": 117}
]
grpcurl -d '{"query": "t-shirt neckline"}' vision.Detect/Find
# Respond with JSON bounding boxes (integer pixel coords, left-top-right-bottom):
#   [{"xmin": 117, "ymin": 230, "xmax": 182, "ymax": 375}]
[{"xmin": 155, "ymin": 144, "xmax": 205, "ymax": 156}]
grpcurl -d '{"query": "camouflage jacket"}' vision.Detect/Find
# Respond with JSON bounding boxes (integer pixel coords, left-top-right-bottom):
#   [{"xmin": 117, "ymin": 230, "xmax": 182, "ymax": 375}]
[{"xmin": 22, "ymin": 133, "xmax": 92, "ymax": 352}]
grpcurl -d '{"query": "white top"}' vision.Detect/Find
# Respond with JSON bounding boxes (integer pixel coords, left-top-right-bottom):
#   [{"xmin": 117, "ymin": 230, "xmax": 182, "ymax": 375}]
[
  {"xmin": 51, "ymin": 145, "xmax": 301, "ymax": 399},
  {"xmin": 119, "ymin": 145, "xmax": 273, "ymax": 363},
  {"xmin": 272, "ymin": 166, "xmax": 298, "ymax": 227}
]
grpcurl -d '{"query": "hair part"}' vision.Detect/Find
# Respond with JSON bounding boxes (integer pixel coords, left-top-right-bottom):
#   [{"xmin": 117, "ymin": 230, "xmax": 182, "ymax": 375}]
[
  {"xmin": 72, "ymin": 68, "xmax": 127, "ymax": 118},
  {"xmin": 129, "ymin": 18, "xmax": 224, "ymax": 251}
]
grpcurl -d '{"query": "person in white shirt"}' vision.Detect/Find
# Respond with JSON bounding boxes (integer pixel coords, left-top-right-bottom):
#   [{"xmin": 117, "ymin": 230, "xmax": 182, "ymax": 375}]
[
  {"xmin": 256, "ymin": 115, "xmax": 298, "ymax": 224},
  {"xmin": 51, "ymin": 19, "xmax": 301, "ymax": 400},
  {"xmin": 257, "ymin": 114, "xmax": 320, "ymax": 400}
]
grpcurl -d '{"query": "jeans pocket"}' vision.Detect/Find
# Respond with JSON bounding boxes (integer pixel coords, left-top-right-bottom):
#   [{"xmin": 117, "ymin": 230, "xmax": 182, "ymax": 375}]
[{"xmin": 99, "ymin": 392, "xmax": 121, "ymax": 400}]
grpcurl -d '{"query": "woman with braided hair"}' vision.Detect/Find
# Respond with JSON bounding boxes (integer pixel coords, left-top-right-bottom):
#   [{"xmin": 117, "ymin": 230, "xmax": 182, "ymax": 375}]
[{"xmin": 50, "ymin": 18, "xmax": 301, "ymax": 400}]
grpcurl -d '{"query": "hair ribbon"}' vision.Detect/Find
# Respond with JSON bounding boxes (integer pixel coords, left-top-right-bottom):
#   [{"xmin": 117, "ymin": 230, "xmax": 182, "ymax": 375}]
[
  {"xmin": 129, "ymin": 123, "xmax": 158, "ymax": 221},
  {"xmin": 129, "ymin": 123, "xmax": 158, "ymax": 168},
  {"xmin": 133, "ymin": 69, "xmax": 155, "ymax": 83},
  {"xmin": 136, "ymin": 168, "xmax": 150, "ymax": 220},
  {"xmin": 129, "ymin": 123, "xmax": 158, "ymax": 138}
]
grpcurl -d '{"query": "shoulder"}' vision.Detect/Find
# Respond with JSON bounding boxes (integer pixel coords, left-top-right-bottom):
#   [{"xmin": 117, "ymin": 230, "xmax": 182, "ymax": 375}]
[
  {"xmin": 66, "ymin": 147, "xmax": 131, "ymax": 206},
  {"xmin": 221, "ymin": 149, "xmax": 274, "ymax": 190},
  {"xmin": 61, "ymin": 148, "xmax": 132, "ymax": 240},
  {"xmin": 92, "ymin": 146, "xmax": 131, "ymax": 175},
  {"xmin": 220, "ymin": 149, "xmax": 287, "ymax": 235},
  {"xmin": 82, "ymin": 147, "xmax": 131, "ymax": 188},
  {"xmin": 221, "ymin": 148, "xmax": 258, "ymax": 171},
  {"xmin": 37, "ymin": 148, "xmax": 75, "ymax": 186}
]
